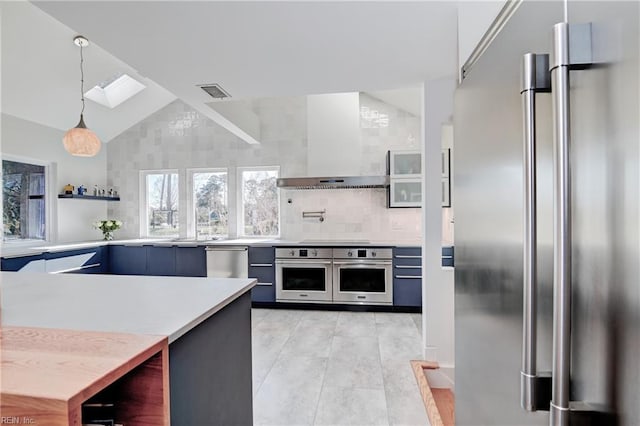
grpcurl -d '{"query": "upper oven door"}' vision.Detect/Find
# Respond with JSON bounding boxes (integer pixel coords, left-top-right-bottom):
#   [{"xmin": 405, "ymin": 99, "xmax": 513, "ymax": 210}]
[
  {"xmin": 276, "ymin": 259, "xmax": 333, "ymax": 302},
  {"xmin": 332, "ymin": 260, "xmax": 393, "ymax": 305}
]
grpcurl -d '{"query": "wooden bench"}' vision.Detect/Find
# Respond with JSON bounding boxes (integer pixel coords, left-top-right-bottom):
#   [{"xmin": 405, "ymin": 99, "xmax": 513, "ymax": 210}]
[{"xmin": 411, "ymin": 360, "xmax": 454, "ymax": 426}]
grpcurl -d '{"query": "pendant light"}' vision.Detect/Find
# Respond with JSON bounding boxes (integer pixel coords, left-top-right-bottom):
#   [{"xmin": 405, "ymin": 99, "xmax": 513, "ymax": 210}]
[{"xmin": 62, "ymin": 35, "xmax": 101, "ymax": 157}]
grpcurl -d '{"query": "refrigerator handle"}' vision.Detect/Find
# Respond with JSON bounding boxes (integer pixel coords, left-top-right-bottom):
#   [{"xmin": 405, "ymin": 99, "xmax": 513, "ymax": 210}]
[
  {"xmin": 549, "ymin": 23, "xmax": 573, "ymax": 426},
  {"xmin": 549, "ymin": 22, "xmax": 612, "ymax": 426},
  {"xmin": 520, "ymin": 53, "xmax": 552, "ymax": 413}
]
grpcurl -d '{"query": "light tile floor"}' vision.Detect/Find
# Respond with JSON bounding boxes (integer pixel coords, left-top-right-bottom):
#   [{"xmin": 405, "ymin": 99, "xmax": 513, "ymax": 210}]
[{"xmin": 252, "ymin": 309, "xmax": 430, "ymax": 426}]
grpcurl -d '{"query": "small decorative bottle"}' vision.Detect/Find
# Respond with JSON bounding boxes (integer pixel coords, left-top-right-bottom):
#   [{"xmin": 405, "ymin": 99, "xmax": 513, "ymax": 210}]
[{"xmin": 93, "ymin": 185, "xmax": 98, "ymax": 196}]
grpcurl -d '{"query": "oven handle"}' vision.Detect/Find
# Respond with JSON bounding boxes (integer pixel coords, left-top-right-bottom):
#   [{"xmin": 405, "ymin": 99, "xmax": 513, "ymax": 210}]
[
  {"xmin": 333, "ymin": 260, "xmax": 392, "ymax": 266},
  {"xmin": 275, "ymin": 260, "xmax": 333, "ymax": 265}
]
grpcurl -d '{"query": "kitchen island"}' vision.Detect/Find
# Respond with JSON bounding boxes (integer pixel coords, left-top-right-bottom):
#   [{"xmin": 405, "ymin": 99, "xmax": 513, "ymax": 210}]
[{"xmin": 0, "ymin": 272, "xmax": 256, "ymax": 425}]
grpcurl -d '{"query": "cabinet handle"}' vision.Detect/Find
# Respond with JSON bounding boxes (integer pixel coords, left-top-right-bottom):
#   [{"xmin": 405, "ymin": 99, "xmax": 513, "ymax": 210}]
[
  {"xmin": 394, "ymin": 255, "xmax": 421, "ymax": 259},
  {"xmin": 395, "ymin": 275, "xmax": 421, "ymax": 279},
  {"xmin": 256, "ymin": 282, "xmax": 273, "ymax": 287},
  {"xmin": 250, "ymin": 263, "xmax": 273, "ymax": 267},
  {"xmin": 50, "ymin": 263, "xmax": 101, "ymax": 274},
  {"xmin": 395, "ymin": 265, "xmax": 422, "ymax": 269}
]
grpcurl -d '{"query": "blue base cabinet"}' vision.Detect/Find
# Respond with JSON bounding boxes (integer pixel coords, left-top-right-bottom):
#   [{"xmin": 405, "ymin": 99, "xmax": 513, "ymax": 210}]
[
  {"xmin": 47, "ymin": 246, "xmax": 108, "ymax": 274},
  {"xmin": 2, "ymin": 247, "xmax": 108, "ymax": 274},
  {"xmin": 110, "ymin": 245, "xmax": 207, "ymax": 277},
  {"xmin": 175, "ymin": 246, "xmax": 207, "ymax": 277},
  {"xmin": 393, "ymin": 247, "xmax": 422, "ymax": 307},
  {"xmin": 147, "ymin": 246, "xmax": 176, "ymax": 276},
  {"xmin": 248, "ymin": 247, "xmax": 275, "ymax": 303},
  {"xmin": 109, "ymin": 245, "xmax": 148, "ymax": 275},
  {"xmin": 442, "ymin": 246, "xmax": 454, "ymax": 267},
  {"xmin": 2, "ymin": 244, "xmax": 210, "ymax": 278},
  {"xmin": 1, "ymin": 254, "xmax": 45, "ymax": 272}
]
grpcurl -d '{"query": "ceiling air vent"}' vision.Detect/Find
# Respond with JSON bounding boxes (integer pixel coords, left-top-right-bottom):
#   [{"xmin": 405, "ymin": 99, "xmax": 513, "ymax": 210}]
[{"xmin": 198, "ymin": 84, "xmax": 231, "ymax": 99}]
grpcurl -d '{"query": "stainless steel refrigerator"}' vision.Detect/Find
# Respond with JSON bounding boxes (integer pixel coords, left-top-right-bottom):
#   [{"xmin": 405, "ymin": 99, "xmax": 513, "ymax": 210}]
[{"xmin": 454, "ymin": 1, "xmax": 638, "ymax": 425}]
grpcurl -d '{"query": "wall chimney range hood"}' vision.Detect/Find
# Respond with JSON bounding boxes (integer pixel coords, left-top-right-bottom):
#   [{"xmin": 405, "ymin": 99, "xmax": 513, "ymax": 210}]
[{"xmin": 277, "ymin": 176, "xmax": 389, "ymax": 190}]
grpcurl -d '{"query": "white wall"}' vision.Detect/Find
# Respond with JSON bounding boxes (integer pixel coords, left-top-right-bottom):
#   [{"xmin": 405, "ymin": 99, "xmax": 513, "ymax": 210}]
[
  {"xmin": 1, "ymin": 113, "xmax": 108, "ymax": 242},
  {"xmin": 457, "ymin": 1, "xmax": 507, "ymax": 72},
  {"xmin": 422, "ymin": 77, "xmax": 456, "ymax": 379},
  {"xmin": 307, "ymin": 93, "xmax": 361, "ymax": 176},
  {"xmin": 108, "ymin": 95, "xmax": 422, "ymax": 242},
  {"xmin": 282, "ymin": 92, "xmax": 422, "ymax": 242}
]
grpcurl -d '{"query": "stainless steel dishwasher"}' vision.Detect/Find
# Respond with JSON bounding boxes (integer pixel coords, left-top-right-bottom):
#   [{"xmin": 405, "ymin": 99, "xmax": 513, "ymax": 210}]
[{"xmin": 205, "ymin": 246, "xmax": 248, "ymax": 278}]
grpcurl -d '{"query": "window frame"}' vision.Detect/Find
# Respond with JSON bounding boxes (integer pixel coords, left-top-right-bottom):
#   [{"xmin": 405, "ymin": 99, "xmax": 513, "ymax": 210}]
[
  {"xmin": 139, "ymin": 169, "xmax": 181, "ymax": 238},
  {"xmin": 1, "ymin": 154, "xmax": 55, "ymax": 245},
  {"xmin": 187, "ymin": 167, "xmax": 229, "ymax": 240},
  {"xmin": 236, "ymin": 165, "xmax": 280, "ymax": 238}
]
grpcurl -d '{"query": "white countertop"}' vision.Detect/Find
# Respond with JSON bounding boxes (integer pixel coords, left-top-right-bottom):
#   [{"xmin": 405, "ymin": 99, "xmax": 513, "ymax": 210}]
[
  {"xmin": 0, "ymin": 272, "xmax": 256, "ymax": 343},
  {"xmin": 1, "ymin": 238, "xmax": 433, "ymax": 258}
]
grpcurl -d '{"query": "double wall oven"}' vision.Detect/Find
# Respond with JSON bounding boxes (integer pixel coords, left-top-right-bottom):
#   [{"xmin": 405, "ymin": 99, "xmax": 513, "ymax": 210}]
[{"xmin": 275, "ymin": 247, "xmax": 392, "ymax": 305}]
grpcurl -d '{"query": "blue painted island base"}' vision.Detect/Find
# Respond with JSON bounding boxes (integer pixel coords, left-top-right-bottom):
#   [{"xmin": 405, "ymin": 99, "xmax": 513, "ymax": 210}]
[{"xmin": 169, "ymin": 292, "xmax": 253, "ymax": 425}]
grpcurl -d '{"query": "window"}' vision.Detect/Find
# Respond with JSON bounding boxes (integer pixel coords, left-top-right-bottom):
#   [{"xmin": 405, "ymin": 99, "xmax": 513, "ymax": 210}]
[
  {"xmin": 190, "ymin": 169, "xmax": 228, "ymax": 240},
  {"xmin": 142, "ymin": 171, "xmax": 179, "ymax": 237},
  {"xmin": 238, "ymin": 167, "xmax": 279, "ymax": 237},
  {"xmin": 2, "ymin": 159, "xmax": 48, "ymax": 242}
]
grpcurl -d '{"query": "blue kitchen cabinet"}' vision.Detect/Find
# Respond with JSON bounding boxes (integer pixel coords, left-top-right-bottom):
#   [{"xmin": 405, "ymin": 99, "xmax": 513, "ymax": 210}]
[
  {"xmin": 109, "ymin": 245, "xmax": 206, "ymax": 276},
  {"xmin": 109, "ymin": 245, "xmax": 148, "ymax": 275},
  {"xmin": 146, "ymin": 246, "xmax": 176, "ymax": 276},
  {"xmin": 442, "ymin": 246, "xmax": 455, "ymax": 267},
  {"xmin": 248, "ymin": 246, "xmax": 275, "ymax": 303},
  {"xmin": 393, "ymin": 247, "xmax": 422, "ymax": 307},
  {"xmin": 1, "ymin": 254, "xmax": 45, "ymax": 272},
  {"xmin": 48, "ymin": 246, "xmax": 108, "ymax": 274},
  {"xmin": 175, "ymin": 246, "xmax": 207, "ymax": 277}
]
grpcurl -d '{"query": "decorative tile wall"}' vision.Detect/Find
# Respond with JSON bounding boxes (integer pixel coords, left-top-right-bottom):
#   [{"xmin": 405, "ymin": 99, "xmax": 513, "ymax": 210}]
[{"xmin": 107, "ymin": 94, "xmax": 421, "ymax": 242}]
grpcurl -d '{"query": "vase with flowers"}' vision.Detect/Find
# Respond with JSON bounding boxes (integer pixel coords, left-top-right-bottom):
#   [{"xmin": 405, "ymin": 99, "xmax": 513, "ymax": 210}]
[{"xmin": 93, "ymin": 219, "xmax": 123, "ymax": 241}]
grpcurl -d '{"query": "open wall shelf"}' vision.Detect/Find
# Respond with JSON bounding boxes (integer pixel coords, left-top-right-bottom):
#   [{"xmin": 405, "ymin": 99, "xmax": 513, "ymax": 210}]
[{"xmin": 58, "ymin": 194, "xmax": 120, "ymax": 201}]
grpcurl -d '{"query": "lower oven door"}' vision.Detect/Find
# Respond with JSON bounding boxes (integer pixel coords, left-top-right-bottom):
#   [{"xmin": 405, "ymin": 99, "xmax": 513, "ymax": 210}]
[
  {"xmin": 332, "ymin": 260, "xmax": 393, "ymax": 305},
  {"xmin": 276, "ymin": 259, "xmax": 333, "ymax": 302}
]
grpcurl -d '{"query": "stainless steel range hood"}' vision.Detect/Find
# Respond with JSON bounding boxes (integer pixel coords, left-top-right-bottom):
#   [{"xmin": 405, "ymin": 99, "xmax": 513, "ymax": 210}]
[{"xmin": 276, "ymin": 175, "xmax": 389, "ymax": 190}]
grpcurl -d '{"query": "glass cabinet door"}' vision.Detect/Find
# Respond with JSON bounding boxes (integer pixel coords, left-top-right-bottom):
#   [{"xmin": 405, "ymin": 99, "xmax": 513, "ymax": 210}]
[
  {"xmin": 389, "ymin": 179, "xmax": 422, "ymax": 207},
  {"xmin": 389, "ymin": 151, "xmax": 421, "ymax": 177}
]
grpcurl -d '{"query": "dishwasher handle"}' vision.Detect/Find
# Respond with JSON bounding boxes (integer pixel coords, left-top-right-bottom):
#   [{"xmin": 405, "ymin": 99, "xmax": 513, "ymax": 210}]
[{"xmin": 205, "ymin": 246, "xmax": 248, "ymax": 251}]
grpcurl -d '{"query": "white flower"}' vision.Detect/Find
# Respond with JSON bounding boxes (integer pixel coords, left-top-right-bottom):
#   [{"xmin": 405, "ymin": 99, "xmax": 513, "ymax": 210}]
[
  {"xmin": 106, "ymin": 220, "xmax": 114, "ymax": 227},
  {"xmin": 115, "ymin": 220, "xmax": 123, "ymax": 227}
]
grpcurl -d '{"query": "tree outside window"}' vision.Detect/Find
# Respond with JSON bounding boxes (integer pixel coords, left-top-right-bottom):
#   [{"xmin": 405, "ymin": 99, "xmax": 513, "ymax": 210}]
[
  {"xmin": 240, "ymin": 168, "xmax": 279, "ymax": 237},
  {"xmin": 2, "ymin": 159, "xmax": 46, "ymax": 241},
  {"xmin": 193, "ymin": 171, "xmax": 228, "ymax": 239},
  {"xmin": 145, "ymin": 172, "xmax": 179, "ymax": 237}
]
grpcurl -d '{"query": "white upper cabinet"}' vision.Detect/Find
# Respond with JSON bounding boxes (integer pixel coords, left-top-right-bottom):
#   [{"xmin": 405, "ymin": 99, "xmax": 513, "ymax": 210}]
[
  {"xmin": 388, "ymin": 150, "xmax": 422, "ymax": 208},
  {"xmin": 388, "ymin": 150, "xmax": 422, "ymax": 178},
  {"xmin": 387, "ymin": 148, "xmax": 451, "ymax": 208}
]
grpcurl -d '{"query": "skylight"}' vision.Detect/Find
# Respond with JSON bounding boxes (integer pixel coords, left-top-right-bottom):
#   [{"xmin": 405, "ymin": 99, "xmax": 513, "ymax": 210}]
[{"xmin": 84, "ymin": 73, "xmax": 146, "ymax": 108}]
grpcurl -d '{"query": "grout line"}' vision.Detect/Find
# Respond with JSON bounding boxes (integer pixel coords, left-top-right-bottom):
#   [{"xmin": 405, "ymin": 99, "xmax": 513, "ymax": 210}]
[
  {"xmin": 310, "ymin": 312, "xmax": 338, "ymax": 426},
  {"xmin": 375, "ymin": 313, "xmax": 393, "ymax": 426}
]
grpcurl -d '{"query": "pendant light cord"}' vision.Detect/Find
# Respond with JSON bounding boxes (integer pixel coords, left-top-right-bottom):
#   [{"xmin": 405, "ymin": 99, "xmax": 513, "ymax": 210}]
[{"xmin": 80, "ymin": 43, "xmax": 85, "ymax": 115}]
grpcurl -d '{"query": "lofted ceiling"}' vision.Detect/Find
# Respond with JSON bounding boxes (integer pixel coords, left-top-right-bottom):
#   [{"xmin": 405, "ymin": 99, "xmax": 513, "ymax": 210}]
[
  {"xmin": 1, "ymin": 1, "xmax": 177, "ymax": 143},
  {"xmin": 31, "ymin": 1, "xmax": 458, "ymax": 136}
]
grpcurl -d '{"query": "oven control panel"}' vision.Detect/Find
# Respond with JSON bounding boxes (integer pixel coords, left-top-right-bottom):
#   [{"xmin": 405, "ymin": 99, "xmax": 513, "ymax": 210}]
[
  {"xmin": 333, "ymin": 248, "xmax": 392, "ymax": 260},
  {"xmin": 276, "ymin": 248, "xmax": 332, "ymax": 259}
]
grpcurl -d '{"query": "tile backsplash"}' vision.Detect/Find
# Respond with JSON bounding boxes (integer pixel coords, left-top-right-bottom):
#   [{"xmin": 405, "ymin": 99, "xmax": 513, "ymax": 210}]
[
  {"xmin": 107, "ymin": 93, "xmax": 421, "ymax": 242},
  {"xmin": 281, "ymin": 188, "xmax": 421, "ymax": 242}
]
